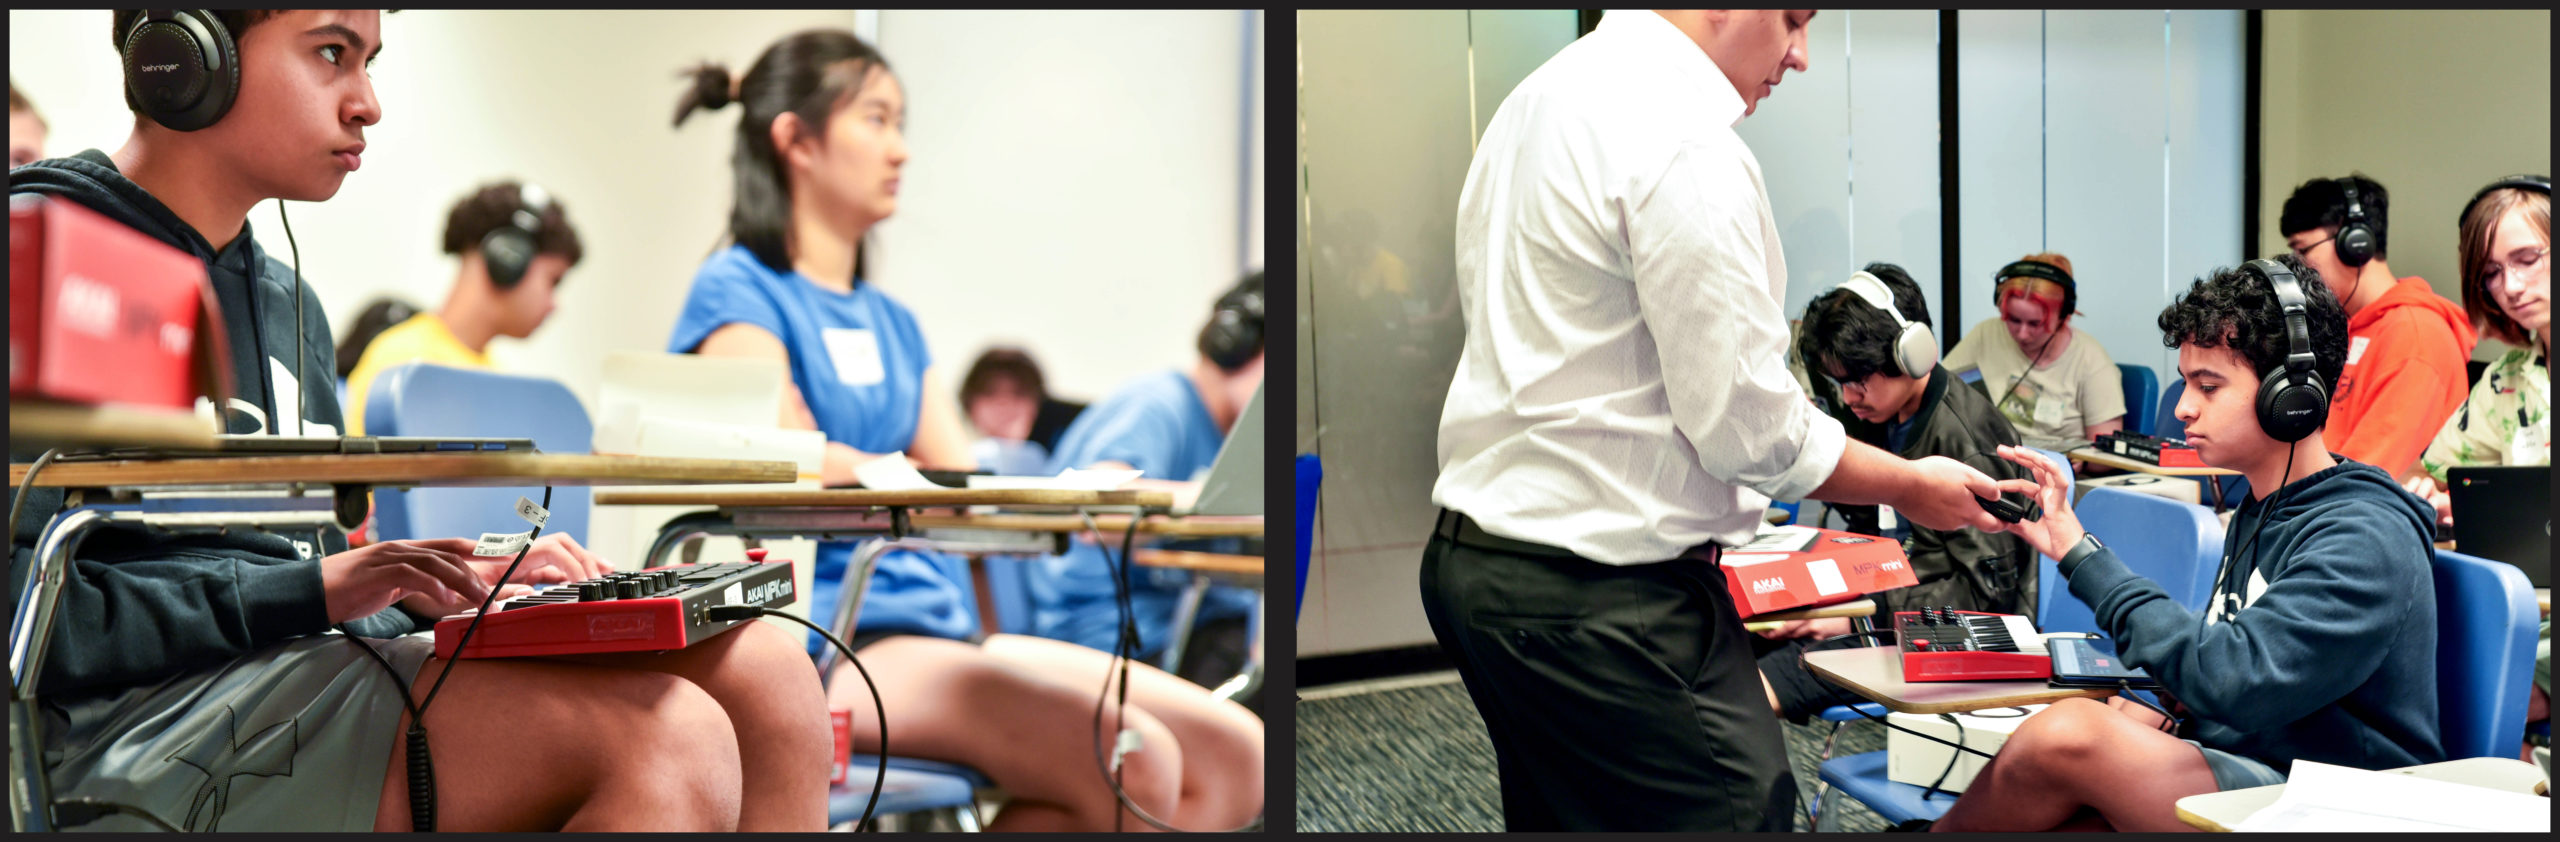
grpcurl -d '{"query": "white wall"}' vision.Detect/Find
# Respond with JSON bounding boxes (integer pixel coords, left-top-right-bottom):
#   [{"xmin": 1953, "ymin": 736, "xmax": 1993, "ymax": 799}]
[{"xmin": 8, "ymin": 8, "xmax": 1258, "ymax": 412}]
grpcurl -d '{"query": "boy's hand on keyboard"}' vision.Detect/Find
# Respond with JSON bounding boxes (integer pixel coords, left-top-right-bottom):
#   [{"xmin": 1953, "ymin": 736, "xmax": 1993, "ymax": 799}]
[
  {"xmin": 322, "ymin": 538, "xmax": 491, "ymax": 623},
  {"xmin": 513, "ymin": 533, "xmax": 614, "ymax": 583}
]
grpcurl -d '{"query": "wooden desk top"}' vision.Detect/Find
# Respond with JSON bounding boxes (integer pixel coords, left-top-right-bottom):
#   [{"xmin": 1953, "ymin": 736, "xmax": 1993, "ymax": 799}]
[
  {"xmin": 593, "ymin": 487, "xmax": 1174, "ymax": 510},
  {"xmin": 10, "ymin": 400, "xmax": 221, "ymax": 450},
  {"xmin": 1801, "ymin": 645, "xmax": 2112, "ymax": 715},
  {"xmin": 2065, "ymin": 446, "xmax": 2241, "ymax": 477},
  {"xmin": 914, "ymin": 513, "xmax": 1262, "ymax": 537},
  {"xmin": 10, "ymin": 453, "xmax": 796, "ymax": 488},
  {"xmin": 1744, "ymin": 598, "xmax": 1878, "ymax": 630},
  {"xmin": 2174, "ymin": 756, "xmax": 2549, "ymax": 832},
  {"xmin": 1131, "ymin": 549, "xmax": 1264, "ymax": 576}
]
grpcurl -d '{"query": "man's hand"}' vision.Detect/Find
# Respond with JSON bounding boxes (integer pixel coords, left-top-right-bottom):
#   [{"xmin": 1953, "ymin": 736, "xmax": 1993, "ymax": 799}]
[
  {"xmin": 2401, "ymin": 474, "xmax": 2454, "ymax": 528},
  {"xmin": 321, "ymin": 538, "xmax": 491, "ymax": 624},
  {"xmin": 1758, "ymin": 616, "xmax": 1854, "ymax": 640},
  {"xmin": 1993, "ymin": 445, "xmax": 2087, "ymax": 560},
  {"xmin": 1895, "ymin": 455, "xmax": 2013, "ymax": 533}
]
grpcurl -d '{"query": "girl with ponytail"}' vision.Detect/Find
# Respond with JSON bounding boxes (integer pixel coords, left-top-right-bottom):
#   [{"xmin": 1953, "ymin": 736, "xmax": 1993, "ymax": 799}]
[{"xmin": 665, "ymin": 29, "xmax": 1263, "ymax": 831}]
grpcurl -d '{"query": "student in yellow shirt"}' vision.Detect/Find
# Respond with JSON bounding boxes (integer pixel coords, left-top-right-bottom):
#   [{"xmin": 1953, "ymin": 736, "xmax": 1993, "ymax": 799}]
[{"xmin": 344, "ymin": 180, "xmax": 581, "ymax": 434}]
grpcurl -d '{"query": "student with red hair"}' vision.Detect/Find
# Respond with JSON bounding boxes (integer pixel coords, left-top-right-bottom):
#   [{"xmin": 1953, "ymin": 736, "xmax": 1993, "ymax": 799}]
[{"xmin": 1945, "ymin": 252, "xmax": 2128, "ymax": 452}]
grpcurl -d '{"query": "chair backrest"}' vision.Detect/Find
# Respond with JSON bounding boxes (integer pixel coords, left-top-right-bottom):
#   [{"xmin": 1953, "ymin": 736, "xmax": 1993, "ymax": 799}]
[
  {"xmin": 2042, "ymin": 487, "xmax": 2223, "ymax": 635},
  {"xmin": 367, "ymin": 363, "xmax": 593, "ymax": 545},
  {"xmin": 2430, "ymin": 549, "xmax": 2540, "ymax": 760},
  {"xmin": 1295, "ymin": 454, "xmax": 1322, "ymax": 624},
  {"xmin": 2156, "ymin": 378, "xmax": 2188, "ymax": 441},
  {"xmin": 982, "ymin": 553, "xmax": 1037, "ymax": 635},
  {"xmin": 2118, "ymin": 364, "xmax": 2160, "ymax": 437}
]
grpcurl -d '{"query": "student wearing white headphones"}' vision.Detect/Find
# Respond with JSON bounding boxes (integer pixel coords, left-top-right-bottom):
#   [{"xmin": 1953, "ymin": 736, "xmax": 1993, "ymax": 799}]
[{"xmin": 1753, "ymin": 264, "xmax": 2035, "ymax": 721}]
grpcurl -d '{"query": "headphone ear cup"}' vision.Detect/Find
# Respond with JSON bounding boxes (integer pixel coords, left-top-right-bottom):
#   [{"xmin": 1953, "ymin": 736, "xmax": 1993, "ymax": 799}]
[
  {"xmin": 2255, "ymin": 369, "xmax": 2329, "ymax": 443},
  {"xmin": 1899, "ymin": 324, "xmax": 1939, "ymax": 378},
  {"xmin": 482, "ymin": 228, "xmax": 534, "ymax": 290},
  {"xmin": 123, "ymin": 11, "xmax": 239, "ymax": 132},
  {"xmin": 2334, "ymin": 223, "xmax": 2376, "ymax": 267}
]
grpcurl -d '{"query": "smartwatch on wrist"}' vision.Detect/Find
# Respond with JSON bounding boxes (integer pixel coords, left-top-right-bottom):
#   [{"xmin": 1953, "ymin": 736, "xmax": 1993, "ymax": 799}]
[{"xmin": 2058, "ymin": 532, "xmax": 2106, "ymax": 578}]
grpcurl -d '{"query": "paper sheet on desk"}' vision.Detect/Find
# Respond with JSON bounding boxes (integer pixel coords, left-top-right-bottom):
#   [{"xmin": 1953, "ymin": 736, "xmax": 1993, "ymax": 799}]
[
  {"xmin": 2230, "ymin": 759, "xmax": 2550, "ymax": 832},
  {"xmin": 852, "ymin": 452, "xmax": 1143, "ymax": 492}
]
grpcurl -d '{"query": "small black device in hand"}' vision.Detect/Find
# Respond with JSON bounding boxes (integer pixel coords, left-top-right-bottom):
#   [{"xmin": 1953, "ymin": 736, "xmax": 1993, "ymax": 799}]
[{"xmin": 1976, "ymin": 492, "xmax": 2040, "ymax": 523}]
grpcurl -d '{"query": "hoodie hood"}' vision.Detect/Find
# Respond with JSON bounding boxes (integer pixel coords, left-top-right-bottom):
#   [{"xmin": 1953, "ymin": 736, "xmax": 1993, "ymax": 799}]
[
  {"xmin": 2355, "ymin": 276, "xmax": 2479, "ymax": 350},
  {"xmin": 11, "ymin": 149, "xmax": 344, "ymax": 438}
]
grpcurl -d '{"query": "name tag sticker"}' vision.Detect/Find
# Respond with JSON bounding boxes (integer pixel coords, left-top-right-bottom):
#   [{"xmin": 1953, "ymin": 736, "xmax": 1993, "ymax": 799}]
[
  {"xmin": 822, "ymin": 328, "xmax": 886, "ymax": 387},
  {"xmin": 473, "ymin": 531, "xmax": 533, "ymax": 557},
  {"xmin": 516, "ymin": 496, "xmax": 550, "ymax": 528},
  {"xmin": 2347, "ymin": 336, "xmax": 2370, "ymax": 365}
]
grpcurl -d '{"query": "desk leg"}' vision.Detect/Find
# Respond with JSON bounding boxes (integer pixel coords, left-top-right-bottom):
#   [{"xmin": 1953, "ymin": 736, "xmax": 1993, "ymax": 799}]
[
  {"xmin": 1208, "ymin": 590, "xmax": 1263, "ymax": 706},
  {"xmin": 1160, "ymin": 575, "xmax": 1212, "ymax": 674},
  {"xmin": 641, "ymin": 510, "xmax": 738, "ymax": 570},
  {"xmin": 818, "ymin": 539, "xmax": 899, "ymax": 678}
]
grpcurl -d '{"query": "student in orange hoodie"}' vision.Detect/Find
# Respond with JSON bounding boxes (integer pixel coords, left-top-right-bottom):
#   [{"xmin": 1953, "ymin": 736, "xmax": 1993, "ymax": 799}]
[{"xmin": 2281, "ymin": 174, "xmax": 2477, "ymax": 478}]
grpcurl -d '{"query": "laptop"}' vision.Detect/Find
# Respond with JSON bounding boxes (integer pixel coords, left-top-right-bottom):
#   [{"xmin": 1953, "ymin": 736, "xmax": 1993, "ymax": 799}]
[
  {"xmin": 60, "ymin": 435, "xmax": 536, "ymax": 460},
  {"xmin": 2448, "ymin": 465, "xmax": 2551, "ymax": 587},
  {"xmin": 1184, "ymin": 383, "xmax": 1262, "ymax": 516}
]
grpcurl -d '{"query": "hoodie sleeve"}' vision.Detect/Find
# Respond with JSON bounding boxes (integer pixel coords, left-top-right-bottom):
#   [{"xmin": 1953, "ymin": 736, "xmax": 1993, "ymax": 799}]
[
  {"xmin": 2061, "ymin": 506, "xmax": 2432, "ymax": 733},
  {"xmin": 8, "ymin": 530, "xmax": 343, "ymax": 696},
  {"xmin": 2332, "ymin": 312, "xmax": 2474, "ymax": 477}
]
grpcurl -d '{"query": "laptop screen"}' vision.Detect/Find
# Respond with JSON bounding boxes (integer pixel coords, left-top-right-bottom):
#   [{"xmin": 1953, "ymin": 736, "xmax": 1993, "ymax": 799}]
[{"xmin": 1186, "ymin": 384, "xmax": 1263, "ymax": 516}]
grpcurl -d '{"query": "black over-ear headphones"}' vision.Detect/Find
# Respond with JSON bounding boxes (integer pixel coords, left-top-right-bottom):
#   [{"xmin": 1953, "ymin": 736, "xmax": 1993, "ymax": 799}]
[
  {"xmin": 482, "ymin": 183, "xmax": 555, "ymax": 290},
  {"xmin": 1200, "ymin": 272, "xmax": 1266, "ymax": 371},
  {"xmin": 122, "ymin": 10, "xmax": 241, "ymax": 132},
  {"xmin": 2333, "ymin": 177, "xmax": 2378, "ymax": 267},
  {"xmin": 2247, "ymin": 258, "xmax": 2330, "ymax": 443},
  {"xmin": 2458, "ymin": 174, "xmax": 2551, "ymax": 228},
  {"xmin": 1993, "ymin": 259, "xmax": 2077, "ymax": 326}
]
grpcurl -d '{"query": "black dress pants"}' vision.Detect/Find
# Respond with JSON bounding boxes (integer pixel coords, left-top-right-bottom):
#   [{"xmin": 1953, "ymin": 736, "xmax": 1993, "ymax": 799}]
[{"xmin": 1416, "ymin": 509, "xmax": 1797, "ymax": 831}]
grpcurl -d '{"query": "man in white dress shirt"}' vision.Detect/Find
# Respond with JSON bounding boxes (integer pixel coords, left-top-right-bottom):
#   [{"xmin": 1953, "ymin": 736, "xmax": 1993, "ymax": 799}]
[{"xmin": 1421, "ymin": 9, "xmax": 2014, "ymax": 830}]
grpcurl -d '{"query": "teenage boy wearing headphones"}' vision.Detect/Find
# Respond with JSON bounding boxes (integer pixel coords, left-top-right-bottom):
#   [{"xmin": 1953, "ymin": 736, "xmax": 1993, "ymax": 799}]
[
  {"xmin": 343, "ymin": 181, "xmax": 581, "ymax": 436},
  {"xmin": 8, "ymin": 11, "xmax": 828, "ymax": 831},
  {"xmin": 1752, "ymin": 264, "xmax": 2035, "ymax": 720},
  {"xmin": 2280, "ymin": 174, "xmax": 2477, "ymax": 479},
  {"xmin": 1024, "ymin": 272, "xmax": 1267, "ymax": 700},
  {"xmin": 1920, "ymin": 255, "xmax": 2445, "ymax": 832}
]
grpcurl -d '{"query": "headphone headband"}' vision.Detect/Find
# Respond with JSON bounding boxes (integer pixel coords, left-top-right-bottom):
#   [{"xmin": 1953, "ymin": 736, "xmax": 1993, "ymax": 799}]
[
  {"xmin": 1839, "ymin": 272, "xmax": 1910, "ymax": 328},
  {"xmin": 1994, "ymin": 260, "xmax": 2075, "ymax": 291},
  {"xmin": 2458, "ymin": 174, "xmax": 2551, "ymax": 229}
]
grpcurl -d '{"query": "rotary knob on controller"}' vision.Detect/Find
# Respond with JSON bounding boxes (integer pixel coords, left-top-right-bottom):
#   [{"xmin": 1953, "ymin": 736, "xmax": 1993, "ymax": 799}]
[{"xmin": 747, "ymin": 548, "xmax": 769, "ymax": 563}]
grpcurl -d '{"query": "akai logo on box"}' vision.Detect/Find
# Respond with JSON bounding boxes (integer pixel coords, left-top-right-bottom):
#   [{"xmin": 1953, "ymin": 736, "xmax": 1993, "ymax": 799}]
[
  {"xmin": 1723, "ymin": 527, "xmax": 1920, "ymax": 617},
  {"xmin": 10, "ymin": 194, "xmax": 221, "ymax": 410}
]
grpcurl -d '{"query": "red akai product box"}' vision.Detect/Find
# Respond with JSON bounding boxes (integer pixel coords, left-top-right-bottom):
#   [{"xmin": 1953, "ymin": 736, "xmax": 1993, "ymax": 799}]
[
  {"xmin": 10, "ymin": 193, "xmax": 229, "ymax": 410},
  {"xmin": 1722, "ymin": 526, "xmax": 1919, "ymax": 617}
]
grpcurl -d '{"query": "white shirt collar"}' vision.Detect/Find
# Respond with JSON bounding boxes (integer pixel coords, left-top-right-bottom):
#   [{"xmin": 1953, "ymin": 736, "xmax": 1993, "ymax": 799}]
[{"xmin": 1598, "ymin": 9, "xmax": 1749, "ymax": 128}]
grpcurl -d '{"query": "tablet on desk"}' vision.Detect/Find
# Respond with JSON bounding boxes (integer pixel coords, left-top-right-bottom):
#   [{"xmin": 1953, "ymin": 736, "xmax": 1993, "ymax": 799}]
[{"xmin": 2048, "ymin": 637, "xmax": 2160, "ymax": 689}]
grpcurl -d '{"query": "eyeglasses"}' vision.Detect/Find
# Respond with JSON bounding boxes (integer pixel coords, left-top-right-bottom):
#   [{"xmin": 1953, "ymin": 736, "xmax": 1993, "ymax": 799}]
[
  {"xmin": 2288, "ymin": 234, "xmax": 2336, "ymax": 261},
  {"xmin": 2478, "ymin": 246, "xmax": 2549, "ymax": 293},
  {"xmin": 1822, "ymin": 374, "xmax": 1875, "ymax": 397}
]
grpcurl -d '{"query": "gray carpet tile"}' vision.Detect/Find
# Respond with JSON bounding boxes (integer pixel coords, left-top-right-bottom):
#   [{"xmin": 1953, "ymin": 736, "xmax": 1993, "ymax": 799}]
[{"xmin": 1295, "ymin": 679, "xmax": 1900, "ymax": 832}]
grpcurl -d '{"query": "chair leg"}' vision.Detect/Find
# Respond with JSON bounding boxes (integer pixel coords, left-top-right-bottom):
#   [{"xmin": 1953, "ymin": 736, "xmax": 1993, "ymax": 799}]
[{"xmin": 955, "ymin": 798, "xmax": 985, "ymax": 831}]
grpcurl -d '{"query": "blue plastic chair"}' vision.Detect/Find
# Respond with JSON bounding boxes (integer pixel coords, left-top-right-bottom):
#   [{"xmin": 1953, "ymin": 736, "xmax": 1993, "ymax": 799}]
[
  {"xmin": 1295, "ymin": 454, "xmax": 1321, "ymax": 624},
  {"xmin": 364, "ymin": 364, "xmax": 592, "ymax": 545},
  {"xmin": 2431, "ymin": 550, "xmax": 2541, "ymax": 761},
  {"xmin": 2040, "ymin": 488, "xmax": 2223, "ymax": 636},
  {"xmin": 2118, "ymin": 364, "xmax": 2159, "ymax": 437},
  {"xmin": 831, "ymin": 756, "xmax": 991, "ymax": 830}
]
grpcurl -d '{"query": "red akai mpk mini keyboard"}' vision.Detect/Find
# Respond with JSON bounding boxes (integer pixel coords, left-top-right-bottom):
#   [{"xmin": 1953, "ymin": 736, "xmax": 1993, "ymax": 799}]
[
  {"xmin": 433, "ymin": 549, "xmax": 797, "ymax": 659},
  {"xmin": 1895, "ymin": 607, "xmax": 2052, "ymax": 682}
]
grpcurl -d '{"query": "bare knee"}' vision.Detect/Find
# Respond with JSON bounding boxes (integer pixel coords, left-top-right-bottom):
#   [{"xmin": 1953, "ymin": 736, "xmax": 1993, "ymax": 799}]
[
  {"xmin": 2007, "ymin": 698, "xmax": 2112, "ymax": 773},
  {"xmin": 610, "ymin": 674, "xmax": 745, "ymax": 830}
]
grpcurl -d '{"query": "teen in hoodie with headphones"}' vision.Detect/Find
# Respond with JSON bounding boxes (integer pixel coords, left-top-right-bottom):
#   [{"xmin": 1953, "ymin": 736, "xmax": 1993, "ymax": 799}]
[
  {"xmin": 667, "ymin": 28, "xmax": 1262, "ymax": 831},
  {"xmin": 10, "ymin": 10, "xmax": 829, "ymax": 832},
  {"xmin": 1921, "ymin": 254, "xmax": 2445, "ymax": 832}
]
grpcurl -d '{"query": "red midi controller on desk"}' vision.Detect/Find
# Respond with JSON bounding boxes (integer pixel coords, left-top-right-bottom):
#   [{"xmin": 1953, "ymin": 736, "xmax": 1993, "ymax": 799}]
[
  {"xmin": 1896, "ymin": 608, "xmax": 2051, "ymax": 682},
  {"xmin": 433, "ymin": 549, "xmax": 796, "ymax": 659}
]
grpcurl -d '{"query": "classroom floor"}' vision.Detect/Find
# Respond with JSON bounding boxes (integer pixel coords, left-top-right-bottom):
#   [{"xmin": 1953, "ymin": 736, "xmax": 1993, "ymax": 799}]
[{"xmin": 1294, "ymin": 673, "xmax": 1898, "ymax": 832}]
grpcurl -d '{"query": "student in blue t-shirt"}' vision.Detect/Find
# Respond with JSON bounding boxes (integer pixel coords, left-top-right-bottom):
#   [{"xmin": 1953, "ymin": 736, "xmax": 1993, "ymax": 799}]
[
  {"xmin": 664, "ymin": 29, "xmax": 1260, "ymax": 831},
  {"xmin": 1027, "ymin": 273, "xmax": 1266, "ymax": 696}
]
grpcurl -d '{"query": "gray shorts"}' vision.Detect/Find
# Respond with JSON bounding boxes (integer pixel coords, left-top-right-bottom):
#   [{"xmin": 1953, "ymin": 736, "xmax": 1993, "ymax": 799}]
[
  {"xmin": 40, "ymin": 631, "xmax": 434, "ymax": 832},
  {"xmin": 2182, "ymin": 740, "xmax": 2288, "ymax": 791}
]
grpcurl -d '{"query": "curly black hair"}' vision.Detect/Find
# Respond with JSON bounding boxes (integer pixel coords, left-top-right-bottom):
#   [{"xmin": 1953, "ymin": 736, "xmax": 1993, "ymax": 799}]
[
  {"xmin": 1797, "ymin": 262, "xmax": 1933, "ymax": 382},
  {"xmin": 2155, "ymin": 253, "xmax": 2349, "ymax": 392}
]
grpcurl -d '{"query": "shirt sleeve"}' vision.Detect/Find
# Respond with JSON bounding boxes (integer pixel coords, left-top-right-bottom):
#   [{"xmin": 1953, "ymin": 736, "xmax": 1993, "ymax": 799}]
[
  {"xmin": 2076, "ymin": 337, "xmax": 2128, "ymax": 427},
  {"xmin": 1942, "ymin": 320, "xmax": 1984, "ymax": 374},
  {"xmin": 667, "ymin": 252, "xmax": 791, "ymax": 355},
  {"xmin": 2065, "ymin": 510, "xmax": 2431, "ymax": 733},
  {"xmin": 7, "ymin": 530, "xmax": 338, "ymax": 695},
  {"xmin": 1625, "ymin": 140, "xmax": 1845, "ymax": 503},
  {"xmin": 1048, "ymin": 396, "xmax": 1185, "ymax": 477}
]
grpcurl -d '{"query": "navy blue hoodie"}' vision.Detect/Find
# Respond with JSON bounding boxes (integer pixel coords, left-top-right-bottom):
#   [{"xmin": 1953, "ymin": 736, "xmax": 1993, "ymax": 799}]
[
  {"xmin": 9, "ymin": 150, "xmax": 429, "ymax": 696},
  {"xmin": 2060, "ymin": 456, "xmax": 2445, "ymax": 772}
]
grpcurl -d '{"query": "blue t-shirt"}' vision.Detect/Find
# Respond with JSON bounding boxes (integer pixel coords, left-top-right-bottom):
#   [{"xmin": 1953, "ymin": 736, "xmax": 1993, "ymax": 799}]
[
  {"xmin": 668, "ymin": 245, "xmax": 975, "ymax": 651},
  {"xmin": 1026, "ymin": 370, "xmax": 1257, "ymax": 656}
]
